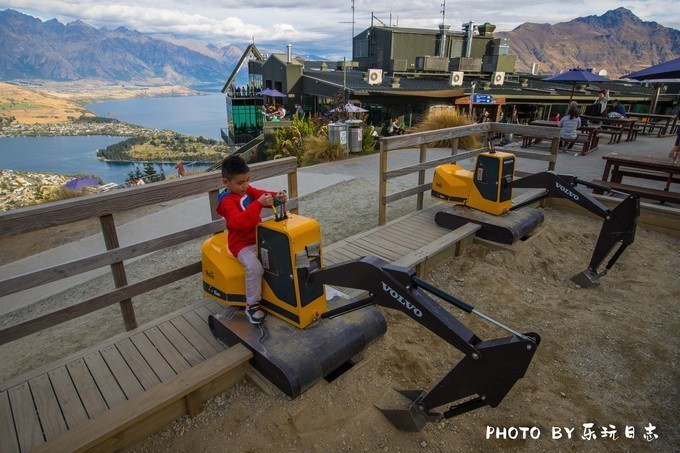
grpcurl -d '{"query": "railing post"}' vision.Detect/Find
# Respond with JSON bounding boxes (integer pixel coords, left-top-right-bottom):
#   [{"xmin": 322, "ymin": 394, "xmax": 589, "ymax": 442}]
[
  {"xmin": 287, "ymin": 170, "xmax": 299, "ymax": 214},
  {"xmin": 99, "ymin": 214, "xmax": 137, "ymax": 330},
  {"xmin": 451, "ymin": 137, "xmax": 459, "ymax": 156},
  {"xmin": 416, "ymin": 143, "xmax": 427, "ymax": 211},
  {"xmin": 549, "ymin": 137, "xmax": 559, "ymax": 172},
  {"xmin": 379, "ymin": 140, "xmax": 388, "ymax": 225}
]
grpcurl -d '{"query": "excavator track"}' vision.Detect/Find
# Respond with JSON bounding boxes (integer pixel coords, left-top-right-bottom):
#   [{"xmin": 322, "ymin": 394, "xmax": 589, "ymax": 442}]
[{"xmin": 435, "ymin": 205, "xmax": 544, "ymax": 244}]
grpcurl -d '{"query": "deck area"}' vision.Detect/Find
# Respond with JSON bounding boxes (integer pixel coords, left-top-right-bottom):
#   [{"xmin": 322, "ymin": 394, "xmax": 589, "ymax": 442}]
[
  {"xmin": 0, "ymin": 299, "xmax": 229, "ymax": 452},
  {"xmin": 0, "ymin": 202, "xmax": 475, "ymax": 452}
]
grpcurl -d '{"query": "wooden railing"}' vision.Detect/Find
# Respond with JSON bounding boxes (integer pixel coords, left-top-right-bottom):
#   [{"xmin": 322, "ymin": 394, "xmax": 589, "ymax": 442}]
[
  {"xmin": 378, "ymin": 122, "xmax": 561, "ymax": 224},
  {"xmin": 0, "ymin": 157, "xmax": 299, "ymax": 346}
]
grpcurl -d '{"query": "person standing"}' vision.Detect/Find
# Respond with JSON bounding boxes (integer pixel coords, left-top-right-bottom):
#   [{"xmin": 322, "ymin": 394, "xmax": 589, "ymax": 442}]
[
  {"xmin": 558, "ymin": 105, "xmax": 581, "ymax": 152},
  {"xmin": 593, "ymin": 89, "xmax": 610, "ymax": 116},
  {"xmin": 175, "ymin": 162, "xmax": 185, "ymax": 178}
]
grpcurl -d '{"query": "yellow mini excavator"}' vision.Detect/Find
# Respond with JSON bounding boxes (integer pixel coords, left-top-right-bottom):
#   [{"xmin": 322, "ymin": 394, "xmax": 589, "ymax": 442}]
[
  {"xmin": 202, "ymin": 203, "xmax": 540, "ymax": 432},
  {"xmin": 431, "ymin": 149, "xmax": 640, "ymax": 286}
]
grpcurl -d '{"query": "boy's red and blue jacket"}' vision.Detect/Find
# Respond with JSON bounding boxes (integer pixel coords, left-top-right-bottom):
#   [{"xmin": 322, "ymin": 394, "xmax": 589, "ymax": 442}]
[{"xmin": 216, "ymin": 186, "xmax": 277, "ymax": 256}]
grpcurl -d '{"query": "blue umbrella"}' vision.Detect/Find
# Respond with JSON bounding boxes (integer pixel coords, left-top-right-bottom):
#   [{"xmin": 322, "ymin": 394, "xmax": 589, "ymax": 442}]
[
  {"xmin": 623, "ymin": 57, "xmax": 680, "ymax": 82},
  {"xmin": 64, "ymin": 176, "xmax": 101, "ymax": 190},
  {"xmin": 543, "ymin": 68, "xmax": 611, "ymax": 102},
  {"xmin": 622, "ymin": 57, "xmax": 680, "ymax": 113}
]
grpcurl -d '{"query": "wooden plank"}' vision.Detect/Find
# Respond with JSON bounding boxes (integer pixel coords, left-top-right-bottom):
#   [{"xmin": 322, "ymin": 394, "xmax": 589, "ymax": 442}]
[
  {"xmin": 0, "ymin": 262, "xmax": 202, "ymax": 346},
  {"xmin": 0, "ymin": 220, "xmax": 224, "ymax": 298},
  {"xmin": 0, "ymin": 157, "xmax": 297, "ymax": 239},
  {"xmin": 33, "ymin": 345, "xmax": 252, "ymax": 453},
  {"xmin": 381, "ymin": 123, "xmax": 490, "ymax": 151},
  {"xmin": 0, "ymin": 391, "xmax": 20, "ymax": 453},
  {"xmin": 66, "ymin": 359, "xmax": 108, "ymax": 419},
  {"xmin": 383, "ymin": 183, "xmax": 433, "ymax": 204},
  {"xmin": 129, "ymin": 333, "xmax": 176, "ymax": 383},
  {"xmin": 154, "ymin": 322, "xmax": 203, "ymax": 367},
  {"xmin": 28, "ymin": 374, "xmax": 67, "ymax": 441},
  {"xmin": 394, "ymin": 223, "xmax": 481, "ymax": 268},
  {"xmin": 99, "ymin": 345, "xmax": 145, "ymax": 400},
  {"xmin": 0, "ymin": 300, "xmax": 214, "ymax": 393},
  {"xmin": 344, "ymin": 240, "xmax": 399, "ymax": 262},
  {"xmin": 383, "ymin": 150, "xmax": 483, "ymax": 179},
  {"xmin": 83, "ymin": 352, "xmax": 127, "ymax": 409},
  {"xmin": 356, "ymin": 235, "xmax": 413, "ymax": 258},
  {"xmin": 378, "ymin": 228, "xmax": 430, "ymax": 248},
  {"xmin": 170, "ymin": 317, "xmax": 220, "ymax": 360},
  {"xmin": 47, "ymin": 367, "xmax": 88, "ymax": 430},
  {"xmin": 194, "ymin": 306, "xmax": 216, "ymax": 324},
  {"xmin": 7, "ymin": 382, "xmax": 44, "ymax": 451},
  {"xmin": 181, "ymin": 312, "xmax": 227, "ymax": 355},
  {"xmin": 345, "ymin": 243, "xmax": 391, "ymax": 261},
  {"xmin": 116, "ymin": 339, "xmax": 161, "ymax": 390}
]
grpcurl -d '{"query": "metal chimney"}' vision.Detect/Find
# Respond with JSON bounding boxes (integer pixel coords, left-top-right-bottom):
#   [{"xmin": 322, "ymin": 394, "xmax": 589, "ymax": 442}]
[
  {"xmin": 287, "ymin": 44, "xmax": 292, "ymax": 63},
  {"xmin": 464, "ymin": 21, "xmax": 474, "ymax": 58},
  {"xmin": 438, "ymin": 24, "xmax": 450, "ymax": 57}
]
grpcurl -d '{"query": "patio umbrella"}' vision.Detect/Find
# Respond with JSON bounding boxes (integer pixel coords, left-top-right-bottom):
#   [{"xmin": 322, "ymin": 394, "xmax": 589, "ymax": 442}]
[
  {"xmin": 267, "ymin": 89, "xmax": 287, "ymax": 98},
  {"xmin": 332, "ymin": 103, "xmax": 368, "ymax": 113},
  {"xmin": 257, "ymin": 88, "xmax": 274, "ymax": 96},
  {"xmin": 622, "ymin": 57, "xmax": 680, "ymax": 114},
  {"xmin": 543, "ymin": 68, "xmax": 611, "ymax": 102},
  {"xmin": 64, "ymin": 176, "xmax": 101, "ymax": 190},
  {"xmin": 623, "ymin": 57, "xmax": 680, "ymax": 82}
]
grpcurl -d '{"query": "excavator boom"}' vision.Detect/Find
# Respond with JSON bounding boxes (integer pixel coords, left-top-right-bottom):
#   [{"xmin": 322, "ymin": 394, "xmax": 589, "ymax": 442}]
[
  {"xmin": 511, "ymin": 172, "xmax": 640, "ymax": 286},
  {"xmin": 310, "ymin": 256, "xmax": 540, "ymax": 432}
]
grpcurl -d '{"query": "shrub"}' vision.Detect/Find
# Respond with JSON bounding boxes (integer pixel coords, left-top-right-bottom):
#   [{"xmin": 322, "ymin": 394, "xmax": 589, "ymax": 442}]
[
  {"xmin": 362, "ymin": 125, "xmax": 379, "ymax": 152},
  {"xmin": 415, "ymin": 109, "xmax": 481, "ymax": 149},
  {"xmin": 302, "ymin": 136, "xmax": 346, "ymax": 164}
]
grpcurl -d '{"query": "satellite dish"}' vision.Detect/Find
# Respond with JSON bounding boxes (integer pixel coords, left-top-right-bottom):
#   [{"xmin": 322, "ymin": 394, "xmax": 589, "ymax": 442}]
[{"xmin": 598, "ymin": 69, "xmax": 608, "ymax": 77}]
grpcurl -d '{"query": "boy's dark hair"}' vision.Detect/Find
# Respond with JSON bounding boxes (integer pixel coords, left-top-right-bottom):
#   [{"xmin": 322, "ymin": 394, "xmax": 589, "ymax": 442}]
[{"xmin": 221, "ymin": 155, "xmax": 250, "ymax": 180}]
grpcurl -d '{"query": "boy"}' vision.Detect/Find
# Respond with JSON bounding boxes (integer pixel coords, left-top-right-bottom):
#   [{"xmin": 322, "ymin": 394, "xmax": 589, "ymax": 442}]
[{"xmin": 217, "ymin": 155, "xmax": 288, "ymax": 324}]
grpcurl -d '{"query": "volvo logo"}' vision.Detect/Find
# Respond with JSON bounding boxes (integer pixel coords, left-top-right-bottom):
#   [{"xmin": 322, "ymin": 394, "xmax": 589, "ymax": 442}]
[
  {"xmin": 555, "ymin": 182, "xmax": 580, "ymax": 201},
  {"xmin": 381, "ymin": 282, "xmax": 423, "ymax": 317}
]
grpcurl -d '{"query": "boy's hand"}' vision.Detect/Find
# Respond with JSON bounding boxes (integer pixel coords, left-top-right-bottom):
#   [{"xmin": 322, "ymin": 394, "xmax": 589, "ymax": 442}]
[
  {"xmin": 258, "ymin": 193, "xmax": 274, "ymax": 207},
  {"xmin": 276, "ymin": 190, "xmax": 288, "ymax": 203}
]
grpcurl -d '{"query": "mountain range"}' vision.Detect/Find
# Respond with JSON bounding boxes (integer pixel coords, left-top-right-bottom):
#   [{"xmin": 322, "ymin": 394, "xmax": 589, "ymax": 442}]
[
  {"xmin": 0, "ymin": 8, "xmax": 678, "ymax": 85},
  {"xmin": 498, "ymin": 7, "xmax": 680, "ymax": 76}
]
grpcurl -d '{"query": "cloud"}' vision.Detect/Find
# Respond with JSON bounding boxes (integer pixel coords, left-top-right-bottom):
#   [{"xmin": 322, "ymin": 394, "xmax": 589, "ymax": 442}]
[{"xmin": 2, "ymin": 0, "xmax": 678, "ymax": 59}]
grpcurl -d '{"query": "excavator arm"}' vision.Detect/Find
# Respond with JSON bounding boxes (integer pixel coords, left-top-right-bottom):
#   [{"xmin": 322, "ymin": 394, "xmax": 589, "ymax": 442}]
[
  {"xmin": 511, "ymin": 172, "xmax": 640, "ymax": 286},
  {"xmin": 309, "ymin": 256, "xmax": 540, "ymax": 432}
]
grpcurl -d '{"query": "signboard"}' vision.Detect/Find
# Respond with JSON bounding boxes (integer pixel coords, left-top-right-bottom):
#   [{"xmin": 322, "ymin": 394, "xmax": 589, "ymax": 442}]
[{"xmin": 472, "ymin": 94, "xmax": 494, "ymax": 104}]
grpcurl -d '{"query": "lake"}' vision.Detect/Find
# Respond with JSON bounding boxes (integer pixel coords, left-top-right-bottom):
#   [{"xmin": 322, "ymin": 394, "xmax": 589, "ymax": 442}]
[{"xmin": 0, "ymin": 92, "xmax": 227, "ymax": 184}]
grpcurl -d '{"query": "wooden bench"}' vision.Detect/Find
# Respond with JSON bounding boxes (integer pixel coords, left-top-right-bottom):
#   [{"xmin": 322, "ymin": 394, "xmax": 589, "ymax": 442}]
[
  {"xmin": 558, "ymin": 134, "xmax": 592, "ymax": 154},
  {"xmin": 595, "ymin": 127, "xmax": 623, "ymax": 144},
  {"xmin": 392, "ymin": 223, "xmax": 481, "ymax": 277},
  {"xmin": 591, "ymin": 179, "xmax": 680, "ymax": 204},
  {"xmin": 614, "ymin": 169, "xmax": 680, "ymax": 185},
  {"xmin": 33, "ymin": 345, "xmax": 252, "ymax": 453}
]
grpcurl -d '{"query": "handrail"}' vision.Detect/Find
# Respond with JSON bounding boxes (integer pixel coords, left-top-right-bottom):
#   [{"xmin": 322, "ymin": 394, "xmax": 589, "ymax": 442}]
[
  {"xmin": 378, "ymin": 122, "xmax": 560, "ymax": 224},
  {"xmin": 0, "ymin": 157, "xmax": 299, "ymax": 342}
]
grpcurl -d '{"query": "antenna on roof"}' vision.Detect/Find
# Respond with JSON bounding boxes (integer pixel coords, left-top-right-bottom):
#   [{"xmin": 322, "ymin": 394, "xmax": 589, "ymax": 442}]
[
  {"xmin": 441, "ymin": 0, "xmax": 446, "ymax": 25},
  {"xmin": 339, "ymin": 0, "xmax": 355, "ymax": 58}
]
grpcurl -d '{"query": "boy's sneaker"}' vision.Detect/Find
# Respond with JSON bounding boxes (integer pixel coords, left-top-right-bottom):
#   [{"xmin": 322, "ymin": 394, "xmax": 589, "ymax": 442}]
[{"xmin": 245, "ymin": 303, "xmax": 266, "ymax": 325}]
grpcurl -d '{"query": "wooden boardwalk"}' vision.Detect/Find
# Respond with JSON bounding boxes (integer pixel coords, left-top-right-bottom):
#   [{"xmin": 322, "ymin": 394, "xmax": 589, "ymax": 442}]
[
  {"xmin": 0, "ymin": 202, "xmax": 474, "ymax": 452},
  {"xmin": 0, "ymin": 299, "xmax": 229, "ymax": 452}
]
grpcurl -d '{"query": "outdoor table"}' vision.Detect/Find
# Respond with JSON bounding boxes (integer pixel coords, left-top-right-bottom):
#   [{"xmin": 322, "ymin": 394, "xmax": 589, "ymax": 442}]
[
  {"xmin": 528, "ymin": 120, "xmax": 600, "ymax": 154},
  {"xmin": 626, "ymin": 112, "xmax": 677, "ymax": 137},
  {"xmin": 595, "ymin": 152, "xmax": 680, "ymax": 204},
  {"xmin": 581, "ymin": 115, "xmax": 639, "ymax": 142}
]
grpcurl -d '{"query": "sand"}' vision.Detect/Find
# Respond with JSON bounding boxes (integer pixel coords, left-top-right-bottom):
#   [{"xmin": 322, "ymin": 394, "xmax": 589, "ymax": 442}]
[{"xmin": 1, "ymin": 178, "xmax": 678, "ymax": 451}]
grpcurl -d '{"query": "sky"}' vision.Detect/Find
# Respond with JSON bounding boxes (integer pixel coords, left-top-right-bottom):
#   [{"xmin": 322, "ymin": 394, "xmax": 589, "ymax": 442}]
[{"xmin": 2, "ymin": 0, "xmax": 678, "ymax": 59}]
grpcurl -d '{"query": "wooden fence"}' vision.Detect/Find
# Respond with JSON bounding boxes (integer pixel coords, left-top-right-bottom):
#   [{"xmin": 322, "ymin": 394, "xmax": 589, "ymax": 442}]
[
  {"xmin": 0, "ymin": 157, "xmax": 299, "ymax": 346},
  {"xmin": 378, "ymin": 122, "xmax": 562, "ymax": 224}
]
